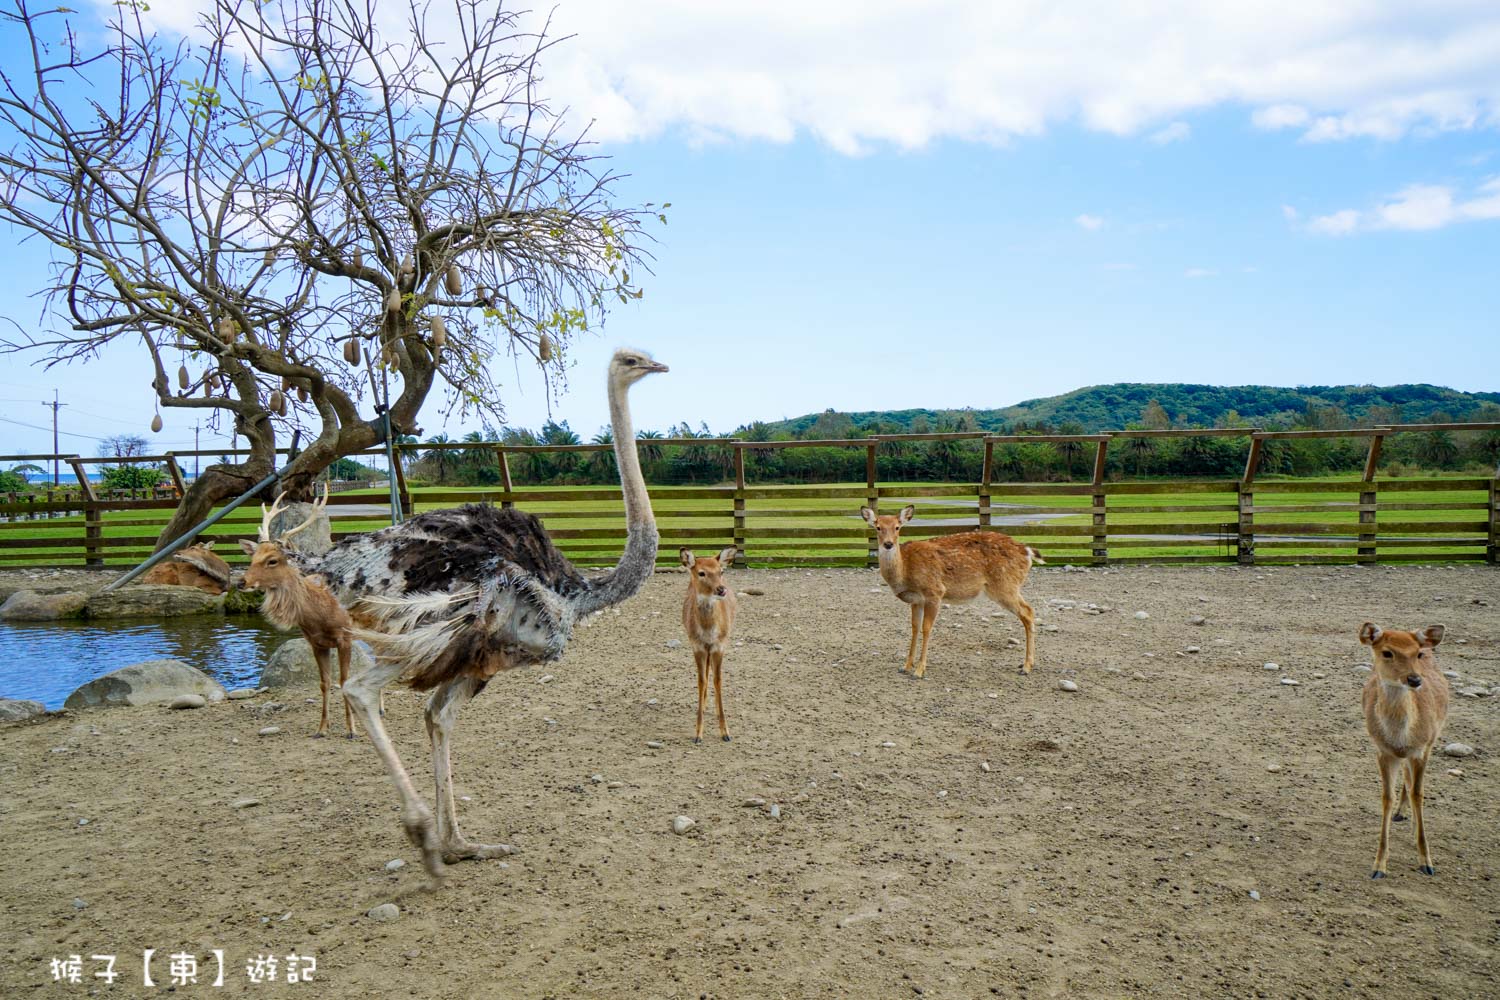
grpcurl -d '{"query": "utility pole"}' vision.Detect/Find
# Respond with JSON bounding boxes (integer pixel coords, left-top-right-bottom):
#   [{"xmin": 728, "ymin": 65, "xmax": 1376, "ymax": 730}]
[
  {"xmin": 42, "ymin": 390, "xmax": 65, "ymax": 486},
  {"xmin": 193, "ymin": 421, "xmax": 200, "ymax": 480}
]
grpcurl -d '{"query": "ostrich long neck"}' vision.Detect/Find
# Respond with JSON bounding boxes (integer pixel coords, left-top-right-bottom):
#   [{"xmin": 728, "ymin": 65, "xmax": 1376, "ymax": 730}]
[{"xmin": 574, "ymin": 375, "xmax": 659, "ymax": 615}]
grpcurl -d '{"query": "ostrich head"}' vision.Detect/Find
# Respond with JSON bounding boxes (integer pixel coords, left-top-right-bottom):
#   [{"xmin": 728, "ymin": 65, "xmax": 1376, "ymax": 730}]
[{"xmin": 608, "ymin": 348, "xmax": 669, "ymax": 387}]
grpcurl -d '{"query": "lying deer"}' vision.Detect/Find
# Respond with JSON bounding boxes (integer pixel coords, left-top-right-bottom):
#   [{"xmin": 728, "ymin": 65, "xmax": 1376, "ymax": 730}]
[
  {"xmin": 861, "ymin": 505, "xmax": 1043, "ymax": 679},
  {"xmin": 141, "ymin": 540, "xmax": 233, "ymax": 594},
  {"xmin": 240, "ymin": 487, "xmax": 361, "ymax": 739},
  {"xmin": 1359, "ymin": 622, "xmax": 1450, "ymax": 878},
  {"xmin": 680, "ymin": 547, "xmax": 737, "ymax": 743}
]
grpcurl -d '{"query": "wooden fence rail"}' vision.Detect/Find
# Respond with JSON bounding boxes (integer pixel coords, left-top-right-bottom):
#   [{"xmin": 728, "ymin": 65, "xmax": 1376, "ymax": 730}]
[{"xmin": 0, "ymin": 425, "xmax": 1496, "ymax": 569}]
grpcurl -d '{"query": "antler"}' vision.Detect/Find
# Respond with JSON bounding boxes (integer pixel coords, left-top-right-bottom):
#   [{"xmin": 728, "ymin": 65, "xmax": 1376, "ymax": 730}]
[
  {"xmin": 278, "ymin": 482, "xmax": 329, "ymax": 541},
  {"xmin": 258, "ymin": 492, "xmax": 292, "ymax": 542}
]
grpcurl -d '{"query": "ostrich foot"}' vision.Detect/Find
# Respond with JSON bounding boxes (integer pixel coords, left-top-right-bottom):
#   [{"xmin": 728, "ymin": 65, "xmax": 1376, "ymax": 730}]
[
  {"xmin": 402, "ymin": 808, "xmax": 445, "ymax": 880},
  {"xmin": 442, "ymin": 839, "xmax": 516, "ymax": 864}
]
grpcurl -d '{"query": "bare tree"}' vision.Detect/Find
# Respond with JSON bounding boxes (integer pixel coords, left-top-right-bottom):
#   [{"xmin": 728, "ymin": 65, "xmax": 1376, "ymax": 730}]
[{"xmin": 0, "ymin": 0, "xmax": 655, "ymax": 547}]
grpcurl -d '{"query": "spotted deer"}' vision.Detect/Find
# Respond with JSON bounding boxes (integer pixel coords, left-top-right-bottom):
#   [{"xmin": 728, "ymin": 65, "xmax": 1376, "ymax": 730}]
[
  {"xmin": 240, "ymin": 487, "xmax": 362, "ymax": 738},
  {"xmin": 1359, "ymin": 622, "xmax": 1450, "ymax": 878},
  {"xmin": 861, "ymin": 505, "xmax": 1042, "ymax": 679},
  {"xmin": 680, "ymin": 547, "xmax": 737, "ymax": 743}
]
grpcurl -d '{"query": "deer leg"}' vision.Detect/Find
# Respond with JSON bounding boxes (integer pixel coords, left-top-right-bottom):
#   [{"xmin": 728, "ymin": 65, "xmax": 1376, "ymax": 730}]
[
  {"xmin": 914, "ymin": 601, "xmax": 940, "ymax": 680},
  {"xmin": 901, "ymin": 602, "xmax": 920, "ymax": 674},
  {"xmin": 1371, "ymin": 752, "xmax": 1402, "ymax": 878},
  {"xmin": 992, "ymin": 589, "xmax": 1037, "ymax": 675},
  {"xmin": 712, "ymin": 648, "xmax": 730, "ymax": 743},
  {"xmin": 694, "ymin": 648, "xmax": 708, "ymax": 744},
  {"xmin": 344, "ymin": 656, "xmax": 443, "ymax": 880},
  {"xmin": 310, "ymin": 645, "xmax": 333, "ymax": 738},
  {"xmin": 337, "ymin": 640, "xmax": 356, "ymax": 739},
  {"xmin": 1409, "ymin": 754, "xmax": 1434, "ymax": 875},
  {"xmin": 425, "ymin": 674, "xmax": 514, "ymax": 864}
]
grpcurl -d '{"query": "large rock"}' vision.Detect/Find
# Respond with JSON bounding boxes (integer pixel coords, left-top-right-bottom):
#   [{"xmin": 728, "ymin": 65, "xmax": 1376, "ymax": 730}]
[
  {"xmin": 64, "ymin": 659, "xmax": 227, "ymax": 710},
  {"xmin": 0, "ymin": 698, "xmax": 47, "ymax": 724},
  {"xmin": 261, "ymin": 637, "xmax": 375, "ymax": 688},
  {"xmin": 0, "ymin": 590, "xmax": 88, "ymax": 621},
  {"xmin": 84, "ymin": 585, "xmax": 222, "ymax": 619},
  {"xmin": 266, "ymin": 501, "xmax": 332, "ymax": 557}
]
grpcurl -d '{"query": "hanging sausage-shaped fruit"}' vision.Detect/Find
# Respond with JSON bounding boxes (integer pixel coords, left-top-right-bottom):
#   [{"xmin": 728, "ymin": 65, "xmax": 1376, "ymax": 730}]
[
  {"xmin": 430, "ymin": 315, "xmax": 447, "ymax": 348},
  {"xmin": 445, "ymin": 265, "xmax": 462, "ymax": 296},
  {"xmin": 177, "ymin": 365, "xmax": 190, "ymax": 391},
  {"xmin": 150, "ymin": 413, "xmax": 163, "ymax": 433},
  {"xmin": 352, "ymin": 246, "xmax": 364, "ymax": 270},
  {"xmin": 343, "ymin": 337, "xmax": 361, "ymax": 365},
  {"xmin": 539, "ymin": 332, "xmax": 554, "ymax": 362},
  {"xmin": 385, "ymin": 288, "xmax": 402, "ymax": 313}
]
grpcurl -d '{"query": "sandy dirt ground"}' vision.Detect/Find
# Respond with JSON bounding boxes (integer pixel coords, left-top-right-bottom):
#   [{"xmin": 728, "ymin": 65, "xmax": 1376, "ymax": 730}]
[{"xmin": 1, "ymin": 563, "xmax": 1497, "ymax": 999}]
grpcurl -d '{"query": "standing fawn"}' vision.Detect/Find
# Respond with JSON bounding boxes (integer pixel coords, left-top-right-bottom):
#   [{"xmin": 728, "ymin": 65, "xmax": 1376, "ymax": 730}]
[
  {"xmin": 680, "ymin": 547, "xmax": 737, "ymax": 743},
  {"xmin": 861, "ymin": 505, "xmax": 1043, "ymax": 679},
  {"xmin": 1359, "ymin": 622, "xmax": 1450, "ymax": 878},
  {"xmin": 240, "ymin": 488, "xmax": 361, "ymax": 739}
]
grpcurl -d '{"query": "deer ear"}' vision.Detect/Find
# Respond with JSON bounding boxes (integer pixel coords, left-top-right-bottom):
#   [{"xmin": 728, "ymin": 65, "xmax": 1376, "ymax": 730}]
[
  {"xmin": 717, "ymin": 546, "xmax": 736, "ymax": 569},
  {"xmin": 201, "ymin": 540, "xmax": 215, "ymax": 551},
  {"xmin": 1419, "ymin": 624, "xmax": 1444, "ymax": 648},
  {"xmin": 899, "ymin": 504, "xmax": 916, "ymax": 525},
  {"xmin": 859, "ymin": 506, "xmax": 876, "ymax": 526},
  {"xmin": 239, "ymin": 538, "xmax": 258, "ymax": 557},
  {"xmin": 1358, "ymin": 622, "xmax": 1381, "ymax": 646},
  {"xmin": 679, "ymin": 547, "xmax": 694, "ymax": 567}
]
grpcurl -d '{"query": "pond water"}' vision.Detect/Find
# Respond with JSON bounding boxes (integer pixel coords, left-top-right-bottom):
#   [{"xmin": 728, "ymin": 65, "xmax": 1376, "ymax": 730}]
[{"xmin": 0, "ymin": 617, "xmax": 287, "ymax": 710}]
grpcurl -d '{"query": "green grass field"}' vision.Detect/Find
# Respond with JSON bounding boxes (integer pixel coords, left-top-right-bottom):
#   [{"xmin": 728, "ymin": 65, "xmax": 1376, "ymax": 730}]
[{"xmin": 0, "ymin": 477, "xmax": 1490, "ymax": 568}]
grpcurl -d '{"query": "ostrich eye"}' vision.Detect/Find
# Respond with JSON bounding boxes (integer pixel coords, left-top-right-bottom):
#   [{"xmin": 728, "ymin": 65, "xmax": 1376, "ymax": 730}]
[{"xmin": 624, "ymin": 357, "xmax": 637, "ymax": 366}]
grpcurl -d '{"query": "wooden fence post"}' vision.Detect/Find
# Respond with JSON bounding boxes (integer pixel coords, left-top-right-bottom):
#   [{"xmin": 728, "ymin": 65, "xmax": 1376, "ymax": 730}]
[
  {"xmin": 733, "ymin": 443, "xmax": 747, "ymax": 566},
  {"xmin": 68, "ymin": 457, "xmax": 102, "ymax": 568},
  {"xmin": 1238, "ymin": 438, "xmax": 1263, "ymax": 566},
  {"xmin": 866, "ymin": 443, "xmax": 878, "ymax": 567},
  {"xmin": 497, "ymin": 446, "xmax": 513, "ymax": 509},
  {"xmin": 979, "ymin": 440, "xmax": 993, "ymax": 529},
  {"xmin": 1358, "ymin": 433, "xmax": 1384, "ymax": 565},
  {"xmin": 1091, "ymin": 437, "xmax": 1109, "ymax": 564},
  {"xmin": 391, "ymin": 447, "xmax": 412, "ymax": 519},
  {"xmin": 164, "ymin": 455, "xmax": 187, "ymax": 498},
  {"xmin": 1489, "ymin": 475, "xmax": 1499, "ymax": 565}
]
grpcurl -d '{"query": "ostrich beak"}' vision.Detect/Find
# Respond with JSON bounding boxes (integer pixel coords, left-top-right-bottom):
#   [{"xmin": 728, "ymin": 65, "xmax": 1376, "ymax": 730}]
[{"xmin": 643, "ymin": 360, "xmax": 669, "ymax": 374}]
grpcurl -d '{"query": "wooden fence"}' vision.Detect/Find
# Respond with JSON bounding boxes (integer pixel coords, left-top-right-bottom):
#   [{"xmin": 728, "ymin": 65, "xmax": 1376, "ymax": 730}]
[{"xmin": 1, "ymin": 425, "xmax": 1496, "ymax": 569}]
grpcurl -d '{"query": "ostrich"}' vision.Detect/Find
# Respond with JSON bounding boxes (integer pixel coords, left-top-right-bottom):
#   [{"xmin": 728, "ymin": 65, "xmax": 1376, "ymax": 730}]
[{"xmin": 297, "ymin": 348, "xmax": 667, "ymax": 879}]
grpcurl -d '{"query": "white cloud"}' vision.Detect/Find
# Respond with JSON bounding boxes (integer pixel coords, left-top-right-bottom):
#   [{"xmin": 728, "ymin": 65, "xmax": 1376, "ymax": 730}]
[
  {"xmin": 1075, "ymin": 214, "xmax": 1105, "ymax": 231},
  {"xmin": 1184, "ymin": 267, "xmax": 1217, "ymax": 278},
  {"xmin": 1305, "ymin": 177, "xmax": 1500, "ymax": 235},
  {"xmin": 1307, "ymin": 209, "xmax": 1361, "ymax": 236},
  {"xmin": 132, "ymin": 2, "xmax": 1500, "ymax": 152},
  {"xmin": 1148, "ymin": 121, "xmax": 1191, "ymax": 145},
  {"xmin": 1281, "ymin": 204, "xmax": 1300, "ymax": 222}
]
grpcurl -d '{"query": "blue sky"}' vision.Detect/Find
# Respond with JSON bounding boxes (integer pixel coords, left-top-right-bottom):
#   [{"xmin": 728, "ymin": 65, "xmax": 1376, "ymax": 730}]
[{"xmin": 0, "ymin": 1, "xmax": 1497, "ymax": 455}]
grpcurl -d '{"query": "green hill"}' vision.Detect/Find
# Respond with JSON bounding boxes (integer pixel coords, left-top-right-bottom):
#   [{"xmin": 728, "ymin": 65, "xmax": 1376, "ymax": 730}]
[{"xmin": 746, "ymin": 383, "xmax": 1500, "ymax": 438}]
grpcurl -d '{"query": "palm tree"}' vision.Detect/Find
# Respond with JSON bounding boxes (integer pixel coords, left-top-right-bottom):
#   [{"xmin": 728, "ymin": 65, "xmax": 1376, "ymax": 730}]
[
  {"xmin": 1415, "ymin": 430, "xmax": 1458, "ymax": 470},
  {"xmin": 637, "ymin": 430, "xmax": 665, "ymax": 482},
  {"xmin": 422, "ymin": 433, "xmax": 454, "ymax": 483},
  {"xmin": 587, "ymin": 429, "xmax": 617, "ymax": 483}
]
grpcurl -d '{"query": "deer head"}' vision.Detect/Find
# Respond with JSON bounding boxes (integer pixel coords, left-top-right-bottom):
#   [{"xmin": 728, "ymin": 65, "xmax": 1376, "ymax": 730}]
[
  {"xmin": 1359, "ymin": 622, "xmax": 1444, "ymax": 690},
  {"xmin": 680, "ymin": 546, "xmax": 736, "ymax": 601},
  {"xmin": 860, "ymin": 504, "xmax": 915, "ymax": 552},
  {"xmin": 239, "ymin": 486, "xmax": 327, "ymax": 591}
]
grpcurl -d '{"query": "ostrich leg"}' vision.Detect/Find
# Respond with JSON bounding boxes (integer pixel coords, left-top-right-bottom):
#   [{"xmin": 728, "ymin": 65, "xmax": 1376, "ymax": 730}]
[
  {"xmin": 426, "ymin": 674, "xmax": 516, "ymax": 863},
  {"xmin": 343, "ymin": 657, "xmax": 445, "ymax": 879}
]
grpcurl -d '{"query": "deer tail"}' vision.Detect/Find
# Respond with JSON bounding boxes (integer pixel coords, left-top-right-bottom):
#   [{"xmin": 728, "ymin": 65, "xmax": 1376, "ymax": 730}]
[{"xmin": 1026, "ymin": 546, "xmax": 1045, "ymax": 566}]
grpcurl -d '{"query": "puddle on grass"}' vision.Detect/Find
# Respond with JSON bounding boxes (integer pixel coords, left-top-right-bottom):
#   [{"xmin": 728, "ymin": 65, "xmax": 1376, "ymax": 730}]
[{"xmin": 0, "ymin": 617, "xmax": 285, "ymax": 710}]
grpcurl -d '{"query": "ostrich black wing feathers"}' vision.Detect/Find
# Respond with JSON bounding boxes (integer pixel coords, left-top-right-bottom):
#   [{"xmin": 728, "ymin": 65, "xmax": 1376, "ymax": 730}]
[{"xmin": 308, "ymin": 505, "xmax": 591, "ymax": 689}]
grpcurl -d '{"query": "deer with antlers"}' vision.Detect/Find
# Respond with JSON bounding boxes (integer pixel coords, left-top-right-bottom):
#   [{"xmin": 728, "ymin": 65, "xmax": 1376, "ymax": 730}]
[{"xmin": 240, "ymin": 487, "xmax": 363, "ymax": 738}]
